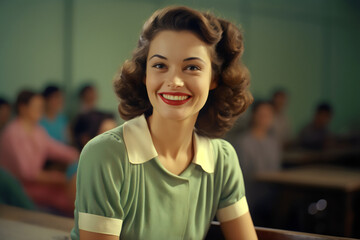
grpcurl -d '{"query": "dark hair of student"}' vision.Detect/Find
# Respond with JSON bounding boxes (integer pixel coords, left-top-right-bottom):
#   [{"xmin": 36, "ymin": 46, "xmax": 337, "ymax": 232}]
[
  {"xmin": 42, "ymin": 85, "xmax": 61, "ymax": 99},
  {"xmin": 249, "ymin": 100, "xmax": 273, "ymax": 126},
  {"xmin": 251, "ymin": 100, "xmax": 273, "ymax": 114},
  {"xmin": 316, "ymin": 102, "xmax": 333, "ymax": 114},
  {"xmin": 272, "ymin": 88, "xmax": 287, "ymax": 99},
  {"xmin": 78, "ymin": 84, "xmax": 95, "ymax": 99},
  {"xmin": 15, "ymin": 90, "xmax": 39, "ymax": 115},
  {"xmin": 72, "ymin": 110, "xmax": 115, "ymax": 150},
  {"xmin": 113, "ymin": 6, "xmax": 253, "ymax": 138},
  {"xmin": 0, "ymin": 97, "xmax": 10, "ymax": 107}
]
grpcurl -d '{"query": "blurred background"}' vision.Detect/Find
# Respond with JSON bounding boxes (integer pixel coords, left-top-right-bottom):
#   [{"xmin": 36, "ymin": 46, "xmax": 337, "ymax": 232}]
[{"xmin": 0, "ymin": 0, "xmax": 359, "ymax": 239}]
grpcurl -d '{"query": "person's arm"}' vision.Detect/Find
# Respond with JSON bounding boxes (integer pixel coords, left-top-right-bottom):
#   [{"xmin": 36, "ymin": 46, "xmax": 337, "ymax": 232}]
[
  {"xmin": 220, "ymin": 212, "xmax": 258, "ymax": 240},
  {"xmin": 45, "ymin": 130, "xmax": 79, "ymax": 163},
  {"xmin": 79, "ymin": 230, "xmax": 119, "ymax": 240}
]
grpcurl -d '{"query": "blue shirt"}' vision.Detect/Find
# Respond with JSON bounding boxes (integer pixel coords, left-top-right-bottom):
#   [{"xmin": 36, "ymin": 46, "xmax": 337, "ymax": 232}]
[{"xmin": 39, "ymin": 113, "xmax": 68, "ymax": 143}]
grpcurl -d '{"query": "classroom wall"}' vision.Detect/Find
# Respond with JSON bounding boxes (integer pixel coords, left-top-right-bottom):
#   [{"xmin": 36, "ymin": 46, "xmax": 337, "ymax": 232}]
[
  {"xmin": 0, "ymin": 0, "xmax": 359, "ymax": 135},
  {"xmin": 0, "ymin": 0, "xmax": 64, "ymax": 98}
]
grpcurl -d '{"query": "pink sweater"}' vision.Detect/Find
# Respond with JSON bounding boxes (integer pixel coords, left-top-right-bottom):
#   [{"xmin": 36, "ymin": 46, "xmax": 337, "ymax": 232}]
[{"xmin": 0, "ymin": 118, "xmax": 79, "ymax": 181}]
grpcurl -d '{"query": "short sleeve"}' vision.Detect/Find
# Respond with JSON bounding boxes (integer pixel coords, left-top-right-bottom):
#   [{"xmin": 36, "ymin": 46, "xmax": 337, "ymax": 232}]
[
  {"xmin": 216, "ymin": 140, "xmax": 249, "ymax": 222},
  {"xmin": 75, "ymin": 133, "xmax": 125, "ymax": 236}
]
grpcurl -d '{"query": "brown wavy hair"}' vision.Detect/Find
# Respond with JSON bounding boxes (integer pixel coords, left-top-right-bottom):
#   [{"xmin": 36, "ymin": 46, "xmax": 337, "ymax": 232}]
[{"xmin": 113, "ymin": 6, "xmax": 253, "ymax": 138}]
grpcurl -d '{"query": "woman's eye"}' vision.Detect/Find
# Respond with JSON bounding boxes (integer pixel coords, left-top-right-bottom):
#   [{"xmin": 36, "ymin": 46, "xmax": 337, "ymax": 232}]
[
  {"xmin": 185, "ymin": 65, "xmax": 200, "ymax": 71},
  {"xmin": 152, "ymin": 63, "xmax": 166, "ymax": 69}
]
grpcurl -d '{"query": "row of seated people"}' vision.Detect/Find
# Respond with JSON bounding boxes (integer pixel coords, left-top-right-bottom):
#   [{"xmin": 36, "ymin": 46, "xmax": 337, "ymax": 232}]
[
  {"xmin": 0, "ymin": 86, "xmax": 337, "ymax": 221},
  {"xmin": 0, "ymin": 86, "xmax": 117, "ymax": 216},
  {"xmin": 226, "ymin": 91, "xmax": 336, "ymax": 227}
]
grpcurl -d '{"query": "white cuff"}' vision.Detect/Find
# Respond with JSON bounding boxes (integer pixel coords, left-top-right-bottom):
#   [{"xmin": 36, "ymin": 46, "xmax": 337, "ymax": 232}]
[
  {"xmin": 216, "ymin": 196, "xmax": 249, "ymax": 222},
  {"xmin": 79, "ymin": 212, "xmax": 122, "ymax": 236}
]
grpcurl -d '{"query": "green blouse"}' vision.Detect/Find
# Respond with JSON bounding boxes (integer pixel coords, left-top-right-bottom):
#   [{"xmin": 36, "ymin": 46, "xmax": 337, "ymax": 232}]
[{"xmin": 71, "ymin": 115, "xmax": 249, "ymax": 240}]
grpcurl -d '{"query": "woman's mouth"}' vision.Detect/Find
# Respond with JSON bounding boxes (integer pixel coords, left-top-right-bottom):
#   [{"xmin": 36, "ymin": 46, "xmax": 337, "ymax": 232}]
[{"xmin": 158, "ymin": 92, "xmax": 192, "ymax": 105}]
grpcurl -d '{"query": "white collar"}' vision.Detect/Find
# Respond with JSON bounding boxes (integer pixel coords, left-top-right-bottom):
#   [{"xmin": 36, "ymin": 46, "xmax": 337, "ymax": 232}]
[{"xmin": 123, "ymin": 115, "xmax": 214, "ymax": 173}]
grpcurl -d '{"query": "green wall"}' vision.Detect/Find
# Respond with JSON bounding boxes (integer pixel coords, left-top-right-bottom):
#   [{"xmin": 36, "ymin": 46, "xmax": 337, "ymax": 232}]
[{"xmin": 1, "ymin": 0, "xmax": 359, "ymax": 135}]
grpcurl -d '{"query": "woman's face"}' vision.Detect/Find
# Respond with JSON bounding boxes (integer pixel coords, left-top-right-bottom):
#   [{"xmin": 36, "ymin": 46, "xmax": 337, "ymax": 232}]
[
  {"xmin": 145, "ymin": 30, "xmax": 215, "ymax": 122},
  {"xmin": 83, "ymin": 87, "xmax": 97, "ymax": 108},
  {"xmin": 47, "ymin": 91, "xmax": 64, "ymax": 113},
  {"xmin": 20, "ymin": 95, "xmax": 44, "ymax": 123},
  {"xmin": 253, "ymin": 104, "xmax": 274, "ymax": 130}
]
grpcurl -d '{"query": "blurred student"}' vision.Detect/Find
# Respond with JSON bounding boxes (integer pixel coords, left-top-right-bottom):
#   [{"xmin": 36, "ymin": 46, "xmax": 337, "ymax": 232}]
[
  {"xmin": 40, "ymin": 85, "xmax": 69, "ymax": 143},
  {"xmin": 299, "ymin": 102, "xmax": 333, "ymax": 150},
  {"xmin": 67, "ymin": 110, "xmax": 117, "ymax": 204},
  {"xmin": 0, "ymin": 168, "xmax": 35, "ymax": 210},
  {"xmin": 0, "ymin": 90, "xmax": 79, "ymax": 214},
  {"xmin": 0, "ymin": 97, "xmax": 11, "ymax": 132},
  {"xmin": 235, "ymin": 101, "xmax": 281, "ymax": 226},
  {"xmin": 270, "ymin": 89, "xmax": 291, "ymax": 147},
  {"xmin": 78, "ymin": 84, "xmax": 97, "ymax": 113}
]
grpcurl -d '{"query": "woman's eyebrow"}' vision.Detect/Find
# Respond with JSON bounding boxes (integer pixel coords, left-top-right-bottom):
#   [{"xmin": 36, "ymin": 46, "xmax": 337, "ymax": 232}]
[
  {"xmin": 149, "ymin": 54, "xmax": 167, "ymax": 60},
  {"xmin": 148, "ymin": 55, "xmax": 206, "ymax": 64},
  {"xmin": 183, "ymin": 57, "xmax": 206, "ymax": 64}
]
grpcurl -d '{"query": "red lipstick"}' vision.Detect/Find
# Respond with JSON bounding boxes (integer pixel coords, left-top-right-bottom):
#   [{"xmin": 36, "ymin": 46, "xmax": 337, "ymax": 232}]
[{"xmin": 158, "ymin": 92, "xmax": 192, "ymax": 106}]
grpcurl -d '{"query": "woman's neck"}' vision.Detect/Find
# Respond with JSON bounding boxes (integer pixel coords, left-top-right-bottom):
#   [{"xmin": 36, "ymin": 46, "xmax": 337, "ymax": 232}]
[{"xmin": 147, "ymin": 111, "xmax": 196, "ymax": 160}]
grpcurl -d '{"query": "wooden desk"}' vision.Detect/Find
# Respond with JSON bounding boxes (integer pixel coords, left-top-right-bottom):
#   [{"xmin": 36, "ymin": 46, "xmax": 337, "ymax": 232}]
[
  {"xmin": 256, "ymin": 165, "xmax": 360, "ymax": 192},
  {"xmin": 283, "ymin": 147, "xmax": 360, "ymax": 166},
  {"xmin": 0, "ymin": 204, "xmax": 73, "ymax": 239},
  {"xmin": 0, "ymin": 204, "xmax": 357, "ymax": 240},
  {"xmin": 256, "ymin": 166, "xmax": 360, "ymax": 237}
]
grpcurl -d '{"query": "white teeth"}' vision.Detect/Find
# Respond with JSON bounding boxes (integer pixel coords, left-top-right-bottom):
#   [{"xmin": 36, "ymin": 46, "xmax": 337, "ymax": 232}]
[{"xmin": 162, "ymin": 94, "xmax": 189, "ymax": 101}]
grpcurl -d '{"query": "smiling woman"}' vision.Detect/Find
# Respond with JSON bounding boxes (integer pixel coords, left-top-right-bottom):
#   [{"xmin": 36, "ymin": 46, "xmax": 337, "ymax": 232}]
[{"xmin": 71, "ymin": 6, "xmax": 256, "ymax": 240}]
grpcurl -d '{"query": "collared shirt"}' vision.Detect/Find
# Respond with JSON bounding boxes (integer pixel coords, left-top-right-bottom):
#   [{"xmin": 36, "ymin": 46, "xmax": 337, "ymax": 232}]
[{"xmin": 71, "ymin": 115, "xmax": 248, "ymax": 240}]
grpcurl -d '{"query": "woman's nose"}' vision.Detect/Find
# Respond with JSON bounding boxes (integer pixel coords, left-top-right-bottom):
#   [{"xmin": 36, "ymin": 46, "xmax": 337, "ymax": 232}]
[{"xmin": 167, "ymin": 73, "xmax": 184, "ymax": 88}]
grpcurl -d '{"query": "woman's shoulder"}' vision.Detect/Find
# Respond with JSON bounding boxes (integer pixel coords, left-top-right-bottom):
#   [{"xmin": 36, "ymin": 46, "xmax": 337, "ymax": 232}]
[
  {"xmin": 79, "ymin": 124, "xmax": 127, "ymax": 168},
  {"xmin": 209, "ymin": 137, "xmax": 236, "ymax": 155},
  {"xmin": 87, "ymin": 121, "xmax": 124, "ymax": 141},
  {"xmin": 209, "ymin": 137, "xmax": 239, "ymax": 168},
  {"xmin": 208, "ymin": 137, "xmax": 244, "ymax": 190}
]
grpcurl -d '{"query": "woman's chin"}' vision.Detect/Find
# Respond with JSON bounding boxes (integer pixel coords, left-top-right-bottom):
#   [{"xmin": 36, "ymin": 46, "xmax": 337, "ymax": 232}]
[{"xmin": 154, "ymin": 109, "xmax": 198, "ymax": 123}]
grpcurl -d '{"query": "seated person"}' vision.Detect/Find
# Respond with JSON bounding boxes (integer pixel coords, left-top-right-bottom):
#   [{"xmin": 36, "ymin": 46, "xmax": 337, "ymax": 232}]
[
  {"xmin": 78, "ymin": 84, "xmax": 98, "ymax": 113},
  {"xmin": 40, "ymin": 85, "xmax": 69, "ymax": 143},
  {"xmin": 0, "ymin": 90, "xmax": 79, "ymax": 214},
  {"xmin": 298, "ymin": 102, "xmax": 333, "ymax": 150},
  {"xmin": 270, "ymin": 89, "xmax": 292, "ymax": 148},
  {"xmin": 235, "ymin": 101, "xmax": 281, "ymax": 226}
]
